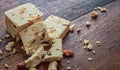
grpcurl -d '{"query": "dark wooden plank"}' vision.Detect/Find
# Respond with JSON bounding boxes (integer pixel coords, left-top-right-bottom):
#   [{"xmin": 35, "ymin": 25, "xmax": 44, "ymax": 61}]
[
  {"xmin": 0, "ymin": 0, "xmax": 115, "ymax": 20},
  {"xmin": 61, "ymin": 0, "xmax": 120, "ymax": 70},
  {"xmin": 0, "ymin": 0, "xmax": 119, "ymax": 70}
]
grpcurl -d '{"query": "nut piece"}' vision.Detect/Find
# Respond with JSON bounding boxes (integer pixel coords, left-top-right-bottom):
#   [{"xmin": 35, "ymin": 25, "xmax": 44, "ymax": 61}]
[
  {"xmin": 4, "ymin": 34, "xmax": 10, "ymax": 38},
  {"xmin": 5, "ymin": 42, "xmax": 14, "ymax": 51},
  {"xmin": 17, "ymin": 61, "xmax": 26, "ymax": 69},
  {"xmin": 63, "ymin": 50, "xmax": 74, "ymax": 57},
  {"xmin": 87, "ymin": 43, "xmax": 93, "ymax": 50},
  {"xmin": 69, "ymin": 24, "xmax": 75, "ymax": 31},
  {"xmin": 86, "ymin": 21, "xmax": 91, "ymax": 27},
  {"xmin": 96, "ymin": 41, "xmax": 101, "ymax": 46},
  {"xmin": 83, "ymin": 39, "xmax": 89, "ymax": 45},
  {"xmin": 97, "ymin": 7, "xmax": 107, "ymax": 12},
  {"xmin": 91, "ymin": 11, "xmax": 98, "ymax": 18},
  {"xmin": 92, "ymin": 50, "xmax": 96, "ymax": 54},
  {"xmin": 79, "ymin": 39, "xmax": 82, "ymax": 42},
  {"xmin": 100, "ymin": 7, "xmax": 107, "ymax": 12},
  {"xmin": 0, "ymin": 49, "xmax": 3, "ymax": 55},
  {"xmin": 76, "ymin": 28, "xmax": 81, "ymax": 33},
  {"xmin": 67, "ymin": 66, "xmax": 71, "ymax": 70},
  {"xmin": 4, "ymin": 64, "xmax": 10, "ymax": 68},
  {"xmin": 88, "ymin": 57, "xmax": 93, "ymax": 61}
]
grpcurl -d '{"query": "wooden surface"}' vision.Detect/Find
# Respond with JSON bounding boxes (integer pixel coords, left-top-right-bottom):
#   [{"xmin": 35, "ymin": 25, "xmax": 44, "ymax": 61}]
[{"xmin": 0, "ymin": 0, "xmax": 120, "ymax": 70}]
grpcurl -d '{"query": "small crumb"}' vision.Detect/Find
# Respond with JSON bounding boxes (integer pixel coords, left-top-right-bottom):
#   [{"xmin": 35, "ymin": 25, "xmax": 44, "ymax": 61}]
[
  {"xmin": 96, "ymin": 41, "xmax": 101, "ymax": 46},
  {"xmin": 87, "ymin": 44, "xmax": 93, "ymax": 50},
  {"xmin": 100, "ymin": 7, "xmax": 107, "ymax": 12},
  {"xmin": 76, "ymin": 28, "xmax": 81, "ymax": 33},
  {"xmin": 4, "ymin": 34, "xmax": 10, "ymax": 38},
  {"xmin": 83, "ymin": 39, "xmax": 89, "ymax": 45},
  {"xmin": 0, "ymin": 49, "xmax": 3, "ymax": 55},
  {"xmin": 79, "ymin": 39, "xmax": 82, "ymax": 42},
  {"xmin": 76, "ymin": 68, "xmax": 79, "ymax": 70},
  {"xmin": 4, "ymin": 64, "xmax": 10, "ymax": 68},
  {"xmin": 67, "ymin": 67, "xmax": 71, "ymax": 70},
  {"xmin": 86, "ymin": 21, "xmax": 91, "ymax": 27},
  {"xmin": 91, "ymin": 11, "xmax": 98, "ymax": 18},
  {"xmin": 97, "ymin": 7, "xmax": 107, "ymax": 12},
  {"xmin": 0, "ymin": 39, "xmax": 2, "ymax": 43},
  {"xmin": 32, "ymin": 27, "xmax": 38, "ymax": 31},
  {"xmin": 92, "ymin": 50, "xmax": 96, "ymax": 54},
  {"xmin": 67, "ymin": 60, "xmax": 70, "ymax": 64},
  {"xmin": 5, "ymin": 42, "xmax": 14, "ymax": 51},
  {"xmin": 69, "ymin": 24, "xmax": 75, "ymax": 31},
  {"xmin": 88, "ymin": 57, "xmax": 93, "ymax": 61}
]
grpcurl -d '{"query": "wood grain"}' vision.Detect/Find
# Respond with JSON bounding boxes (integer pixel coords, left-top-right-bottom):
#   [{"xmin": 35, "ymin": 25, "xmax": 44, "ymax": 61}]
[
  {"xmin": 62, "ymin": 0, "xmax": 120, "ymax": 70},
  {"xmin": 0, "ymin": 0, "xmax": 120, "ymax": 70}
]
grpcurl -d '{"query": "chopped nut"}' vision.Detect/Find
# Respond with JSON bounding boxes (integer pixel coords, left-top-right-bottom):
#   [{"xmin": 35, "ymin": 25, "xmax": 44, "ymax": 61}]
[
  {"xmin": 29, "ymin": 14, "xmax": 34, "ymax": 20},
  {"xmin": 35, "ymin": 15, "xmax": 41, "ymax": 20},
  {"xmin": 86, "ymin": 21, "xmax": 91, "ymax": 27},
  {"xmin": 67, "ymin": 66, "xmax": 71, "ymax": 70},
  {"xmin": 32, "ymin": 27, "xmax": 38, "ymax": 31},
  {"xmin": 100, "ymin": 7, "xmax": 107, "ymax": 12},
  {"xmin": 87, "ymin": 43, "xmax": 93, "ymax": 50},
  {"xmin": 92, "ymin": 50, "xmax": 96, "ymax": 54},
  {"xmin": 67, "ymin": 60, "xmax": 70, "ymax": 64},
  {"xmin": 4, "ymin": 64, "xmax": 10, "ymax": 68},
  {"xmin": 69, "ymin": 24, "xmax": 75, "ymax": 31},
  {"xmin": 0, "ymin": 49, "xmax": 3, "ymax": 55},
  {"xmin": 83, "ymin": 39, "xmax": 89, "ymax": 45},
  {"xmin": 34, "ymin": 32, "xmax": 39, "ymax": 36},
  {"xmin": 88, "ymin": 57, "xmax": 93, "ymax": 61},
  {"xmin": 97, "ymin": 7, "xmax": 107, "ymax": 12},
  {"xmin": 63, "ymin": 50, "xmax": 74, "ymax": 57},
  {"xmin": 79, "ymin": 39, "xmax": 82, "ymax": 42},
  {"xmin": 0, "ymin": 39, "xmax": 2, "ymax": 43},
  {"xmin": 28, "ymin": 20, "xmax": 33, "ymax": 25},
  {"xmin": 91, "ymin": 11, "xmax": 98, "ymax": 18},
  {"xmin": 5, "ymin": 42, "xmax": 14, "ymax": 51},
  {"xmin": 76, "ymin": 28, "xmax": 81, "ymax": 33},
  {"xmin": 4, "ymin": 34, "xmax": 10, "ymax": 38},
  {"xmin": 96, "ymin": 41, "xmax": 101, "ymax": 46}
]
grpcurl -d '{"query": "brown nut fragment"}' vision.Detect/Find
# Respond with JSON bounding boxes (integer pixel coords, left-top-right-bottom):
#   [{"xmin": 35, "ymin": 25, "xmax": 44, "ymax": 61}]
[
  {"xmin": 17, "ymin": 61, "xmax": 26, "ymax": 69},
  {"xmin": 91, "ymin": 11, "xmax": 98, "ymax": 18},
  {"xmin": 63, "ymin": 50, "xmax": 74, "ymax": 57},
  {"xmin": 4, "ymin": 64, "xmax": 10, "ymax": 69}
]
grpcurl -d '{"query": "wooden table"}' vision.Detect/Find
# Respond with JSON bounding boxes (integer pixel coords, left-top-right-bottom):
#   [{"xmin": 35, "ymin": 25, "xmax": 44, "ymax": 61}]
[{"xmin": 0, "ymin": 0, "xmax": 120, "ymax": 70}]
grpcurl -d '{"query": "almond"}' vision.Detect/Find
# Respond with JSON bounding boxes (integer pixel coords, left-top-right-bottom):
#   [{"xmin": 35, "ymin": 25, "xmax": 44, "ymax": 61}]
[
  {"xmin": 63, "ymin": 50, "xmax": 74, "ymax": 57},
  {"xmin": 17, "ymin": 61, "xmax": 26, "ymax": 69}
]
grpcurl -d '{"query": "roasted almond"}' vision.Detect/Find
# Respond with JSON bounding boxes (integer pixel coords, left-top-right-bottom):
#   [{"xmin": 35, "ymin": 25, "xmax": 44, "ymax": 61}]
[
  {"xmin": 63, "ymin": 50, "xmax": 74, "ymax": 57},
  {"xmin": 17, "ymin": 61, "xmax": 26, "ymax": 69}
]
